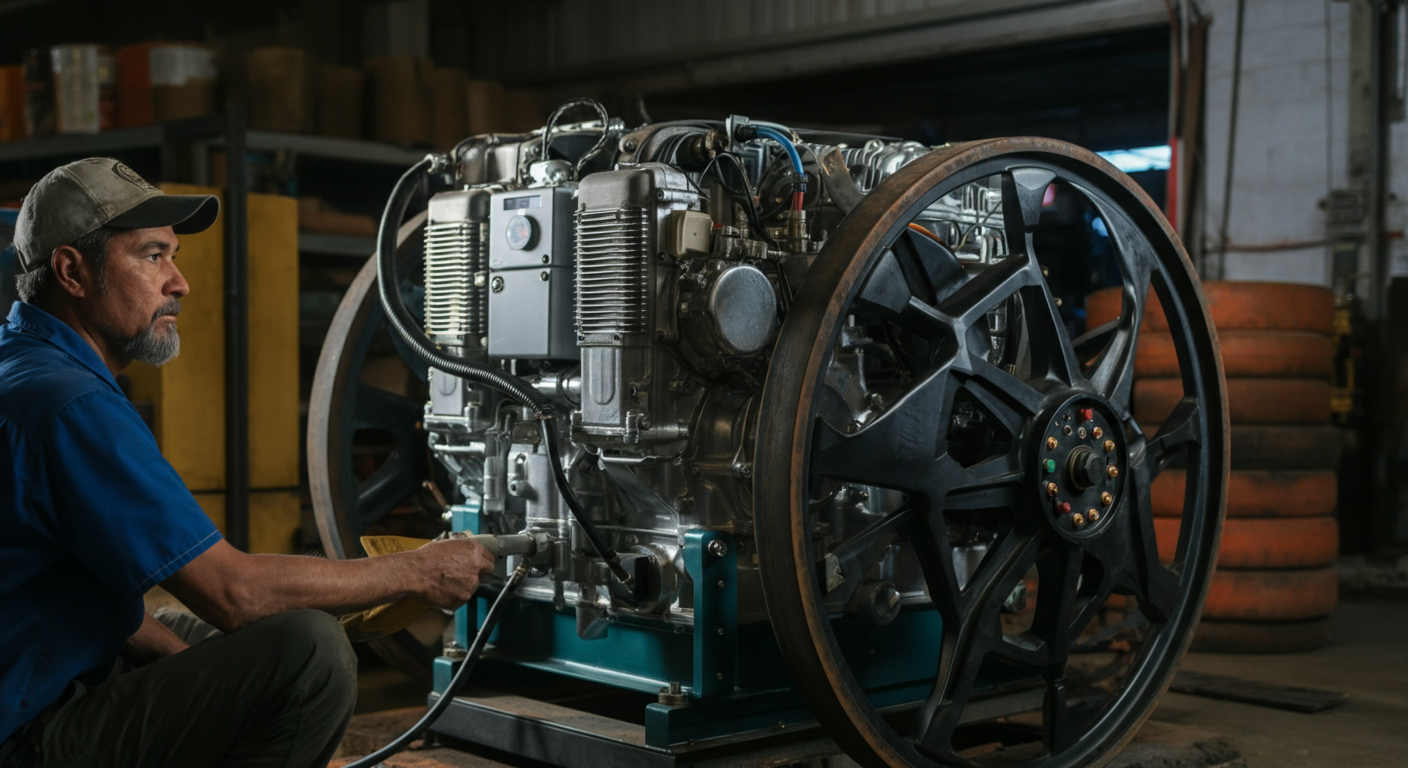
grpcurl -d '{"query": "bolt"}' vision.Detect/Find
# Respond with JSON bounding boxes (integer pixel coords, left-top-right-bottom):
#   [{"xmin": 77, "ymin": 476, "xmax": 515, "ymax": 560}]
[
  {"xmin": 1073, "ymin": 512, "xmax": 1086, "ymax": 526},
  {"xmin": 539, "ymin": 271, "xmax": 549, "ymax": 281},
  {"xmin": 1101, "ymin": 491, "xmax": 1113, "ymax": 506},
  {"xmin": 1104, "ymin": 439, "xmax": 1116, "ymax": 452},
  {"xmin": 1093, "ymin": 426, "xmax": 1104, "ymax": 439},
  {"xmin": 1046, "ymin": 482, "xmax": 1059, "ymax": 497},
  {"xmin": 1089, "ymin": 510, "xmax": 1100, "ymax": 522},
  {"xmin": 541, "ymin": 254, "xmax": 550, "ymax": 264},
  {"xmin": 706, "ymin": 539, "xmax": 729, "ymax": 557},
  {"xmin": 716, "ymin": 672, "xmax": 724, "ymax": 680},
  {"xmin": 716, "ymin": 627, "xmax": 724, "ymax": 635},
  {"xmin": 1043, "ymin": 458, "xmax": 1056, "ymax": 474},
  {"xmin": 717, "ymin": 579, "xmax": 725, "ymax": 588},
  {"xmin": 1107, "ymin": 465, "xmax": 1119, "ymax": 479},
  {"xmin": 1047, "ymin": 436, "xmax": 1059, "ymax": 450},
  {"xmin": 1078, "ymin": 427, "xmax": 1088, "ymax": 439},
  {"xmin": 623, "ymin": 138, "xmax": 638, "ymax": 152},
  {"xmin": 740, "ymin": 463, "xmax": 753, "ymax": 478},
  {"xmin": 491, "ymin": 276, "xmax": 504, "ymax": 292}
]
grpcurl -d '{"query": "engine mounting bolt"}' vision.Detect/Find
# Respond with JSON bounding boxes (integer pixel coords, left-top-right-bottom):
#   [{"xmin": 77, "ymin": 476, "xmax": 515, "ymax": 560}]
[
  {"xmin": 1047, "ymin": 436, "xmax": 1059, "ymax": 450},
  {"xmin": 1104, "ymin": 439, "xmax": 1117, "ymax": 453},
  {"xmin": 1101, "ymin": 491, "xmax": 1114, "ymax": 506},
  {"xmin": 706, "ymin": 539, "xmax": 729, "ymax": 558},
  {"xmin": 1043, "ymin": 458, "xmax": 1056, "ymax": 474},
  {"xmin": 1093, "ymin": 427, "xmax": 1104, "ymax": 439},
  {"xmin": 1089, "ymin": 510, "xmax": 1100, "ymax": 522},
  {"xmin": 1046, "ymin": 482, "xmax": 1059, "ymax": 497},
  {"xmin": 1107, "ymin": 465, "xmax": 1120, "ymax": 479},
  {"xmin": 1072, "ymin": 512, "xmax": 1086, "ymax": 526}
]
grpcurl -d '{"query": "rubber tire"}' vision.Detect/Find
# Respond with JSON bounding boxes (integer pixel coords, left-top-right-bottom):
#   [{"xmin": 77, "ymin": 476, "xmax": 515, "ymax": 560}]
[
  {"xmin": 1201, "ymin": 567, "xmax": 1338, "ymax": 621},
  {"xmin": 1152, "ymin": 469, "xmax": 1336, "ymax": 518},
  {"xmin": 1191, "ymin": 618, "xmax": 1331, "ymax": 653},
  {"xmin": 1087, "ymin": 282, "xmax": 1335, "ymax": 334},
  {"xmin": 1155, "ymin": 516, "xmax": 1339, "ymax": 568},
  {"xmin": 1134, "ymin": 378, "xmax": 1331, "ymax": 424},
  {"xmin": 1229, "ymin": 425, "xmax": 1344, "ymax": 470},
  {"xmin": 1135, "ymin": 331, "xmax": 1334, "ymax": 379}
]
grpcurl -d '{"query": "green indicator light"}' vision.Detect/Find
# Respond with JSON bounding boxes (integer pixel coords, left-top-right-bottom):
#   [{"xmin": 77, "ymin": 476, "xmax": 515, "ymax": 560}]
[{"xmin": 1043, "ymin": 459, "xmax": 1056, "ymax": 474}]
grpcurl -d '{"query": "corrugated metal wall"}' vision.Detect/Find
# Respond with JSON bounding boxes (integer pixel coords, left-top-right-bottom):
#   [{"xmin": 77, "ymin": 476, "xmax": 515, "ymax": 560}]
[{"xmin": 466, "ymin": 0, "xmax": 1169, "ymax": 91}]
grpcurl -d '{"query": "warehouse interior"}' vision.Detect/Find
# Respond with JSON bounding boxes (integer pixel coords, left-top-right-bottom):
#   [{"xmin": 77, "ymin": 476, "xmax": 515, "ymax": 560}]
[{"xmin": 0, "ymin": 1, "xmax": 1405, "ymax": 767}]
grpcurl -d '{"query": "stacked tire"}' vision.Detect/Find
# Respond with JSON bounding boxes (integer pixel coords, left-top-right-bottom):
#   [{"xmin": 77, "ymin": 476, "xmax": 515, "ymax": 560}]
[{"xmin": 1087, "ymin": 281, "xmax": 1341, "ymax": 652}]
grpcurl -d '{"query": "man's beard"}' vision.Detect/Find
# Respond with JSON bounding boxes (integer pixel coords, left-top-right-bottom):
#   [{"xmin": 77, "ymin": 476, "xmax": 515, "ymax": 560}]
[{"xmin": 115, "ymin": 298, "xmax": 182, "ymax": 366}]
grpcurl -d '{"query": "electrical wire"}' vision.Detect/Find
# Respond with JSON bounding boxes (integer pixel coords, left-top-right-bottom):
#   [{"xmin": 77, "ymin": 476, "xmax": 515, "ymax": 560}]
[
  {"xmin": 375, "ymin": 156, "xmax": 631, "ymax": 588},
  {"xmin": 540, "ymin": 98, "xmax": 612, "ymax": 178},
  {"xmin": 343, "ymin": 563, "xmax": 530, "ymax": 768}
]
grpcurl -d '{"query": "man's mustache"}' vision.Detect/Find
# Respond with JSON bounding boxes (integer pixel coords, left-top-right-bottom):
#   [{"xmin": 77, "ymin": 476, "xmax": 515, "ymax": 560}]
[{"xmin": 151, "ymin": 298, "xmax": 181, "ymax": 323}]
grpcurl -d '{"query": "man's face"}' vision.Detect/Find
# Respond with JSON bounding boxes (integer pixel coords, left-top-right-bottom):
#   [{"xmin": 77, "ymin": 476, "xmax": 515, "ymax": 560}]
[{"xmin": 86, "ymin": 226, "xmax": 189, "ymax": 366}]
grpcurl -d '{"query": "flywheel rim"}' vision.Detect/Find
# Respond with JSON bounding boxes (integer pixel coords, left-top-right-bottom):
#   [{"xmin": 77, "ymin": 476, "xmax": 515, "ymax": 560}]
[{"xmin": 754, "ymin": 138, "xmax": 1229, "ymax": 768}]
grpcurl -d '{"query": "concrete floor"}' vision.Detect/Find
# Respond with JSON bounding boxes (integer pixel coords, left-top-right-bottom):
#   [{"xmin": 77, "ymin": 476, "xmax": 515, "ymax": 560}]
[{"xmin": 1154, "ymin": 596, "xmax": 1408, "ymax": 768}]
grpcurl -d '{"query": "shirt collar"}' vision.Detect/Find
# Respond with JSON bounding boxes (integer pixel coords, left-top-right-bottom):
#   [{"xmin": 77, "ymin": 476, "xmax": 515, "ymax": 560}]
[{"xmin": 5, "ymin": 301, "xmax": 123, "ymax": 393}]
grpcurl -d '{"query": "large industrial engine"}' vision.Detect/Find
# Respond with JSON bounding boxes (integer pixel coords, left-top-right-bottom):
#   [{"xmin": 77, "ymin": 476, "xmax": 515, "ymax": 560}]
[{"xmin": 312, "ymin": 100, "xmax": 1228, "ymax": 768}]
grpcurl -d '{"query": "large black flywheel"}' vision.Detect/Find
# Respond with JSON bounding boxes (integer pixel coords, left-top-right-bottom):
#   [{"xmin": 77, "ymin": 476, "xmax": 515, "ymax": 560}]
[
  {"xmin": 754, "ymin": 138, "xmax": 1228, "ymax": 768},
  {"xmin": 308, "ymin": 211, "xmax": 452, "ymax": 679}
]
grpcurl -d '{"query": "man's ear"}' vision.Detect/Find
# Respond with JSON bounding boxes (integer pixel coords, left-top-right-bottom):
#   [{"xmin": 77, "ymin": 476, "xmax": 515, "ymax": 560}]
[{"xmin": 50, "ymin": 245, "xmax": 91, "ymax": 299}]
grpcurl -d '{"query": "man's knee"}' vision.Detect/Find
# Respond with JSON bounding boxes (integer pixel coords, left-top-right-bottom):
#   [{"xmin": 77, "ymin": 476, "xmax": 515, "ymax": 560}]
[{"xmin": 248, "ymin": 610, "xmax": 357, "ymax": 699}]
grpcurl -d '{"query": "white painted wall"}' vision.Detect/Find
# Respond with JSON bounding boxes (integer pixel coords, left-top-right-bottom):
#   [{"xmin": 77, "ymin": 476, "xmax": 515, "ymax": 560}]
[{"xmin": 1199, "ymin": 0, "xmax": 1366, "ymax": 287}]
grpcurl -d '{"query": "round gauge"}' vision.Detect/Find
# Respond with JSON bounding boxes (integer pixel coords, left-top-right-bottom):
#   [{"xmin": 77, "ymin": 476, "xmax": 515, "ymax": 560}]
[{"xmin": 505, "ymin": 214, "xmax": 537, "ymax": 250}]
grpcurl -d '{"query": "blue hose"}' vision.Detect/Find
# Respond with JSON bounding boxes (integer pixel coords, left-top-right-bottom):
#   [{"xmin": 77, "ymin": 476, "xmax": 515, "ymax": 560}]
[{"xmin": 755, "ymin": 126, "xmax": 804, "ymax": 177}]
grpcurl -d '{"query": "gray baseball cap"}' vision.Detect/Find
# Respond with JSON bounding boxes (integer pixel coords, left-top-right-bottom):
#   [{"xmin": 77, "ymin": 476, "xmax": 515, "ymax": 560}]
[{"xmin": 13, "ymin": 157, "xmax": 220, "ymax": 273}]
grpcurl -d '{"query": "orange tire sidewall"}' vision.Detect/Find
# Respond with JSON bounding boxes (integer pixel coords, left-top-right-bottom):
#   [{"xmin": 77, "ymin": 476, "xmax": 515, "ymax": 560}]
[
  {"xmin": 1200, "ymin": 567, "xmax": 1338, "ymax": 621},
  {"xmin": 1155, "ymin": 516, "xmax": 1339, "ymax": 568}
]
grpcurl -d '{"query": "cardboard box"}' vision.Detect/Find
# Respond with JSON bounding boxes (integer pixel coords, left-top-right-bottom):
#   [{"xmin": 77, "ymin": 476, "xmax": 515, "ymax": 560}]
[
  {"xmin": 316, "ymin": 64, "xmax": 364, "ymax": 140},
  {"xmin": 465, "ymin": 78, "xmax": 506, "ymax": 135},
  {"xmin": 365, "ymin": 54, "xmax": 432, "ymax": 146},
  {"xmin": 429, "ymin": 67, "xmax": 467, "ymax": 151},
  {"xmin": 248, "ymin": 46, "xmax": 314, "ymax": 133},
  {"xmin": 51, "ymin": 45, "xmax": 103, "ymax": 134},
  {"xmin": 0, "ymin": 66, "xmax": 24, "ymax": 142}
]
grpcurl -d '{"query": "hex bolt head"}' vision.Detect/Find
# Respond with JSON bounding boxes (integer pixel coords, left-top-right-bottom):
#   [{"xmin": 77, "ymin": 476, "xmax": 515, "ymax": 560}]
[
  {"xmin": 1047, "ymin": 436, "xmax": 1059, "ymax": 450},
  {"xmin": 1104, "ymin": 439, "xmax": 1117, "ymax": 453},
  {"xmin": 1107, "ymin": 465, "xmax": 1120, "ymax": 479},
  {"xmin": 1101, "ymin": 491, "xmax": 1114, "ymax": 506},
  {"xmin": 1072, "ymin": 512, "xmax": 1086, "ymax": 526},
  {"xmin": 1046, "ymin": 482, "xmax": 1059, "ymax": 497},
  {"xmin": 1089, "ymin": 510, "xmax": 1101, "ymax": 522},
  {"xmin": 706, "ymin": 539, "xmax": 729, "ymax": 557}
]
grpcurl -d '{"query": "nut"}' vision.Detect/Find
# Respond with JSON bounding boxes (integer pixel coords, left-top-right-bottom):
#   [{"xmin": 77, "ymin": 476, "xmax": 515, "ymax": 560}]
[
  {"xmin": 1047, "ymin": 436, "xmax": 1059, "ymax": 450},
  {"xmin": 1107, "ymin": 465, "xmax": 1119, "ymax": 479},
  {"xmin": 1093, "ymin": 427, "xmax": 1104, "ymax": 439},
  {"xmin": 1072, "ymin": 512, "xmax": 1086, "ymax": 526},
  {"xmin": 1046, "ymin": 482, "xmax": 1059, "ymax": 497},
  {"xmin": 1089, "ymin": 510, "xmax": 1101, "ymax": 522},
  {"xmin": 1101, "ymin": 491, "xmax": 1113, "ymax": 506},
  {"xmin": 1104, "ymin": 439, "xmax": 1116, "ymax": 452}
]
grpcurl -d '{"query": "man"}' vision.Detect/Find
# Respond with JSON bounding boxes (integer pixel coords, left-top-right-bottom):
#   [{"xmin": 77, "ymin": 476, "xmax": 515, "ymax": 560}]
[{"xmin": 0, "ymin": 158, "xmax": 496, "ymax": 768}]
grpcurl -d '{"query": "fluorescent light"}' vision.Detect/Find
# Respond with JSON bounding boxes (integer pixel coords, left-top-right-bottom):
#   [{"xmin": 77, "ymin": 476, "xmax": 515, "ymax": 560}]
[{"xmin": 1097, "ymin": 145, "xmax": 1172, "ymax": 173}]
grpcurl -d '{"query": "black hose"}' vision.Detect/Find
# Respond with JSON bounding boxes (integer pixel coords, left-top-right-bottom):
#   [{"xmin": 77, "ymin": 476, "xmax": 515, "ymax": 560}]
[
  {"xmin": 375, "ymin": 156, "xmax": 632, "ymax": 588},
  {"xmin": 342, "ymin": 564, "xmax": 530, "ymax": 768}
]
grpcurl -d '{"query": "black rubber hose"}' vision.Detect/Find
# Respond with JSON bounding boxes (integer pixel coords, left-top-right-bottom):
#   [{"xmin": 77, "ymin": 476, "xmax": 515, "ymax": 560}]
[
  {"xmin": 343, "ymin": 563, "xmax": 530, "ymax": 768},
  {"xmin": 375, "ymin": 156, "xmax": 632, "ymax": 588}
]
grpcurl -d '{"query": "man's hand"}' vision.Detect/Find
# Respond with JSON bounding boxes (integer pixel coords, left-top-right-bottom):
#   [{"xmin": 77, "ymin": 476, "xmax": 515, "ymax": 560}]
[
  {"xmin": 122, "ymin": 613, "xmax": 189, "ymax": 666},
  {"xmin": 412, "ymin": 537, "xmax": 498, "ymax": 610}
]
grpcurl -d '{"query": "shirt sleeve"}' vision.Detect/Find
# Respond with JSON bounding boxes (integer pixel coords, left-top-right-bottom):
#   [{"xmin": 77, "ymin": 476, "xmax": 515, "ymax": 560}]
[{"xmin": 38, "ymin": 389, "xmax": 222, "ymax": 601}]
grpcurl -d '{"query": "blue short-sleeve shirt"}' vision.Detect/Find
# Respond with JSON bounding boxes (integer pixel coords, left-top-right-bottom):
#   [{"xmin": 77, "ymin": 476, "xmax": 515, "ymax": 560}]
[{"xmin": 0, "ymin": 301, "xmax": 221, "ymax": 744}]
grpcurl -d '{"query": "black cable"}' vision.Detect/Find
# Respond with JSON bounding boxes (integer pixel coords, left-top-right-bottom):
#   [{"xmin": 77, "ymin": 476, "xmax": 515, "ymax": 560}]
[
  {"xmin": 703, "ymin": 153, "xmax": 777, "ymax": 248},
  {"xmin": 540, "ymin": 98, "xmax": 612, "ymax": 178},
  {"xmin": 343, "ymin": 564, "xmax": 529, "ymax": 768},
  {"xmin": 376, "ymin": 156, "xmax": 631, "ymax": 587}
]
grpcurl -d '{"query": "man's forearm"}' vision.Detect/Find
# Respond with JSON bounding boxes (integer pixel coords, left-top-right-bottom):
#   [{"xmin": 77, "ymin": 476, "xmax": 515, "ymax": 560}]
[
  {"xmin": 163, "ymin": 542, "xmax": 429, "ymax": 633},
  {"xmin": 123, "ymin": 613, "xmax": 189, "ymax": 665}
]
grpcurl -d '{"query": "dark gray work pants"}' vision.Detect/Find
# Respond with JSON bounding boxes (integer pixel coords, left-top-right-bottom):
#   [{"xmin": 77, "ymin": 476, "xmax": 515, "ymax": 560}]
[{"xmin": 0, "ymin": 608, "xmax": 357, "ymax": 768}]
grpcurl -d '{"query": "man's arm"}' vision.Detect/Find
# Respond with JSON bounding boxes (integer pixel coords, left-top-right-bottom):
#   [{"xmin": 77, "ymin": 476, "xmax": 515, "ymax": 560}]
[
  {"xmin": 161, "ymin": 537, "xmax": 495, "ymax": 633},
  {"xmin": 123, "ymin": 613, "xmax": 189, "ymax": 665}
]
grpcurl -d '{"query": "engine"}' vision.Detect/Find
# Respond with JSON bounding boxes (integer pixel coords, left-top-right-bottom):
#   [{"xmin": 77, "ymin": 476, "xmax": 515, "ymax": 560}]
[{"xmin": 417, "ymin": 109, "xmax": 1015, "ymax": 651}]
